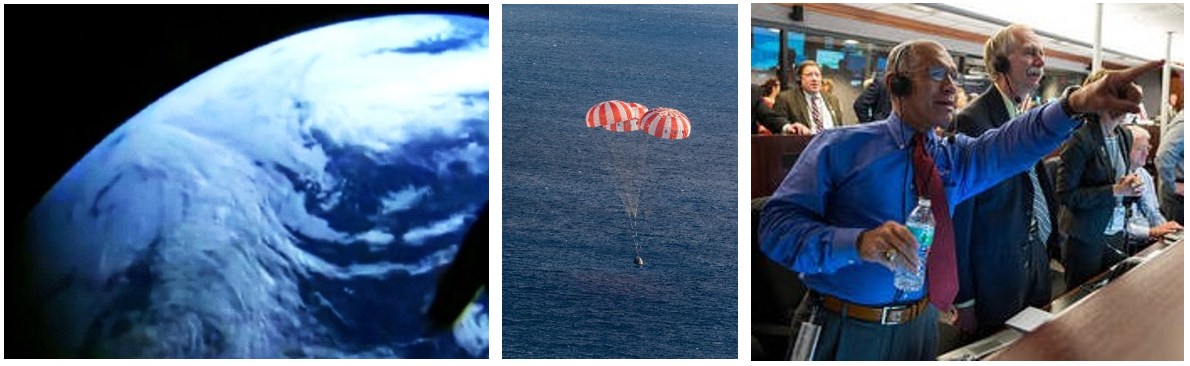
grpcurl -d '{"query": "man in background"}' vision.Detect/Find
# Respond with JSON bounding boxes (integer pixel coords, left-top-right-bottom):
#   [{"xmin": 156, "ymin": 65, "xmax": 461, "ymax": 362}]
[
  {"xmin": 1156, "ymin": 110, "xmax": 1184, "ymax": 225},
  {"xmin": 948, "ymin": 24, "xmax": 1060, "ymax": 339},
  {"xmin": 774, "ymin": 60, "xmax": 844, "ymax": 134},
  {"xmin": 1123, "ymin": 126, "xmax": 1182, "ymax": 247},
  {"xmin": 854, "ymin": 71, "xmax": 892, "ymax": 123}
]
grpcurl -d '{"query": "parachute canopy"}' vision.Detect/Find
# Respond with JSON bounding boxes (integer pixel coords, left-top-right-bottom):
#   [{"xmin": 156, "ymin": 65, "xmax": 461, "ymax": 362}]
[
  {"xmin": 640, "ymin": 107, "xmax": 690, "ymax": 140},
  {"xmin": 585, "ymin": 101, "xmax": 689, "ymax": 139},
  {"xmin": 585, "ymin": 100, "xmax": 640, "ymax": 128},
  {"xmin": 603, "ymin": 102, "xmax": 648, "ymax": 132}
]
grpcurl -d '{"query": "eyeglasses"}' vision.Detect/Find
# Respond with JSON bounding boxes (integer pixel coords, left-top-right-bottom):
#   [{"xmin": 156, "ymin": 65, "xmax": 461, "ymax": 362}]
[
  {"xmin": 924, "ymin": 65, "xmax": 960, "ymax": 83},
  {"xmin": 903, "ymin": 65, "xmax": 960, "ymax": 83}
]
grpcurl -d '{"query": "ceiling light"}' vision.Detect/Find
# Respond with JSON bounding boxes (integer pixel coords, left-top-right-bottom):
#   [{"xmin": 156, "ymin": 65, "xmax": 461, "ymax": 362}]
[{"xmin": 909, "ymin": 4, "xmax": 935, "ymax": 14}]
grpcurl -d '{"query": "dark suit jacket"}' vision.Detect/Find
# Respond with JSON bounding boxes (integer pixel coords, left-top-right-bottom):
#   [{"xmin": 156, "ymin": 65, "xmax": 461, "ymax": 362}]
[
  {"xmin": 1056, "ymin": 119, "xmax": 1133, "ymax": 244},
  {"xmin": 773, "ymin": 88, "xmax": 843, "ymax": 131},
  {"xmin": 950, "ymin": 86, "xmax": 1061, "ymax": 335},
  {"xmin": 853, "ymin": 77, "xmax": 891, "ymax": 123}
]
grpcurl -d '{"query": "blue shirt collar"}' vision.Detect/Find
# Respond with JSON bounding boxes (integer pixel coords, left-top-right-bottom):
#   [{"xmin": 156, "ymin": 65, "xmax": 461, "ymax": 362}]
[{"xmin": 886, "ymin": 111, "xmax": 934, "ymax": 150}]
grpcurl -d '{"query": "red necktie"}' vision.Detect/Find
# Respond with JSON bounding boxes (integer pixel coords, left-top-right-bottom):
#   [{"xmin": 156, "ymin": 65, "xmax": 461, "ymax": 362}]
[{"xmin": 911, "ymin": 133, "xmax": 957, "ymax": 311}]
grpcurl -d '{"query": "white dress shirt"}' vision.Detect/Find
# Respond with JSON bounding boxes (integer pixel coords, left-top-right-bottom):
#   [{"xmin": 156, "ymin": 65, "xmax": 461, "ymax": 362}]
[{"xmin": 802, "ymin": 91, "xmax": 834, "ymax": 132}]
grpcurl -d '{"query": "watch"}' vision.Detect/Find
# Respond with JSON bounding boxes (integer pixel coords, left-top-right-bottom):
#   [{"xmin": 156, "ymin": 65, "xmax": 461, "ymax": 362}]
[{"xmin": 1060, "ymin": 85, "xmax": 1086, "ymax": 119}]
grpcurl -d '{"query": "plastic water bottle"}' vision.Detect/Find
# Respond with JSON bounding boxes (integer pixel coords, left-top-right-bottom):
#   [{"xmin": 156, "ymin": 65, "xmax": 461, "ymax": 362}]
[{"xmin": 895, "ymin": 197, "xmax": 935, "ymax": 292}]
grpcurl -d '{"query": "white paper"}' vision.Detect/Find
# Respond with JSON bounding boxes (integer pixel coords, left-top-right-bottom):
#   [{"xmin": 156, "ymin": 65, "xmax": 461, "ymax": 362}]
[{"xmin": 1005, "ymin": 306, "xmax": 1053, "ymax": 333}]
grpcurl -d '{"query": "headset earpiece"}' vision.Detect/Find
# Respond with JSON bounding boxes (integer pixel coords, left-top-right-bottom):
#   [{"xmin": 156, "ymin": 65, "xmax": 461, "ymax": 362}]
[
  {"xmin": 889, "ymin": 45, "xmax": 912, "ymax": 97},
  {"xmin": 994, "ymin": 55, "xmax": 1023, "ymax": 103},
  {"xmin": 890, "ymin": 74, "xmax": 911, "ymax": 97},
  {"xmin": 994, "ymin": 55, "xmax": 1010, "ymax": 75}
]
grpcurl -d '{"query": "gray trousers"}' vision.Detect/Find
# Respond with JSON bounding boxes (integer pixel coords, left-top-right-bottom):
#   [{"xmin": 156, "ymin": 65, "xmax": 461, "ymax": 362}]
[{"xmin": 792, "ymin": 294, "xmax": 939, "ymax": 360}]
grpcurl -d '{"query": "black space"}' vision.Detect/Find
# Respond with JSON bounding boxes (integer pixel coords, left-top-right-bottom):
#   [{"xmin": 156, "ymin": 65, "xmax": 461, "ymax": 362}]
[{"xmin": 5, "ymin": 5, "xmax": 487, "ymax": 358}]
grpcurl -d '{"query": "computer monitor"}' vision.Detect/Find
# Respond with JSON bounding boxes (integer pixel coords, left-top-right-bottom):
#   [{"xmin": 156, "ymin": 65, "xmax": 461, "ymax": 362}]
[{"xmin": 815, "ymin": 49, "xmax": 845, "ymax": 69}]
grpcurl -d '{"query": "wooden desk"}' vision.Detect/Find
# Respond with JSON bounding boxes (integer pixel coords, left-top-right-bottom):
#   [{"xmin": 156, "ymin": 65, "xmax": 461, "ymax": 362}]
[
  {"xmin": 751, "ymin": 135, "xmax": 814, "ymax": 198},
  {"xmin": 1045, "ymin": 239, "xmax": 1172, "ymax": 313},
  {"xmin": 986, "ymin": 242, "xmax": 1184, "ymax": 360}
]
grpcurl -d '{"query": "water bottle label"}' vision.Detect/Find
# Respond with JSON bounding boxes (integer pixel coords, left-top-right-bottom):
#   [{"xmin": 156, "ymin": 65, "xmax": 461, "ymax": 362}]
[{"xmin": 908, "ymin": 225, "xmax": 934, "ymax": 250}]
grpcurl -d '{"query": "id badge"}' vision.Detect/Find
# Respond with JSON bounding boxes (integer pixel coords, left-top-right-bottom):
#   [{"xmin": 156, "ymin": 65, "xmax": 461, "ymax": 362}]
[{"xmin": 788, "ymin": 321, "xmax": 821, "ymax": 361}]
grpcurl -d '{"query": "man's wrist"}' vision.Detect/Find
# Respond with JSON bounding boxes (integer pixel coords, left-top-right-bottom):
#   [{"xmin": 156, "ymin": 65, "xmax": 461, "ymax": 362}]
[
  {"xmin": 855, "ymin": 229, "xmax": 869, "ymax": 251},
  {"xmin": 1061, "ymin": 86, "xmax": 1082, "ymax": 116}
]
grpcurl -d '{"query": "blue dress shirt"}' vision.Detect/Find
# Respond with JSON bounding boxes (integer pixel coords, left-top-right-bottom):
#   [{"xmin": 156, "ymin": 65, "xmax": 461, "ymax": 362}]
[
  {"xmin": 1156, "ymin": 113, "xmax": 1184, "ymax": 200},
  {"xmin": 759, "ymin": 102, "xmax": 1081, "ymax": 306}
]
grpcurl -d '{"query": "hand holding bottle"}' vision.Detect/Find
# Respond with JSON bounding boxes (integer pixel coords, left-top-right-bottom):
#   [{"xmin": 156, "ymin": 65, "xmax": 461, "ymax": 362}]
[{"xmin": 1113, "ymin": 174, "xmax": 1142, "ymax": 197}]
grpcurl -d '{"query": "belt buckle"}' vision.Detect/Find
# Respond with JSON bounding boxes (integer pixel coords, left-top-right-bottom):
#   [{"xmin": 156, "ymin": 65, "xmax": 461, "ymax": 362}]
[{"xmin": 880, "ymin": 306, "xmax": 906, "ymax": 325}]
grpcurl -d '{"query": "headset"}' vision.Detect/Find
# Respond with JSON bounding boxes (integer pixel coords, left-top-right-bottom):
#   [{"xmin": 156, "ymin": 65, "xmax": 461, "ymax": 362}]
[
  {"xmin": 993, "ymin": 55, "xmax": 1011, "ymax": 75},
  {"xmin": 888, "ymin": 44, "xmax": 913, "ymax": 97},
  {"xmin": 885, "ymin": 43, "xmax": 914, "ymax": 217},
  {"xmin": 990, "ymin": 31, "xmax": 1028, "ymax": 105},
  {"xmin": 994, "ymin": 54, "xmax": 1025, "ymax": 104}
]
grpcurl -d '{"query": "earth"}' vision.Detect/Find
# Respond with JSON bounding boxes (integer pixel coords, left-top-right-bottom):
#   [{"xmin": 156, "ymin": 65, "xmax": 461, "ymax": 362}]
[{"xmin": 18, "ymin": 14, "xmax": 489, "ymax": 358}]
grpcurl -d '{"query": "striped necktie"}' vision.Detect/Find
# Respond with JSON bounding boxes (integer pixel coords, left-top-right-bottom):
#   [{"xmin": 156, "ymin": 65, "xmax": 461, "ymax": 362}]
[
  {"xmin": 1027, "ymin": 167, "xmax": 1052, "ymax": 245},
  {"xmin": 811, "ymin": 94, "xmax": 823, "ymax": 133}
]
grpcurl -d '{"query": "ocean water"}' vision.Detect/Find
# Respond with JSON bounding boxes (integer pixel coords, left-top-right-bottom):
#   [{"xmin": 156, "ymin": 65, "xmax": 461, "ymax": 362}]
[{"xmin": 502, "ymin": 5, "xmax": 738, "ymax": 359}]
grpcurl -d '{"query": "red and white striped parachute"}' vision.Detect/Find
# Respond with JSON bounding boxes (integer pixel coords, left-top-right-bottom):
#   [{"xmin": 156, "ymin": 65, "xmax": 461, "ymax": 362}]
[
  {"xmin": 640, "ymin": 107, "xmax": 690, "ymax": 140},
  {"xmin": 582, "ymin": 100, "xmax": 691, "ymax": 263},
  {"xmin": 585, "ymin": 100, "xmax": 640, "ymax": 128},
  {"xmin": 603, "ymin": 102, "xmax": 648, "ymax": 132}
]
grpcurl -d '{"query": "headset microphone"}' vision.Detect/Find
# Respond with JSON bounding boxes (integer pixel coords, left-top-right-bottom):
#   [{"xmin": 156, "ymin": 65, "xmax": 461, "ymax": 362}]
[
  {"xmin": 995, "ymin": 55, "xmax": 1029, "ymax": 105},
  {"xmin": 1004, "ymin": 74, "xmax": 1023, "ymax": 105}
]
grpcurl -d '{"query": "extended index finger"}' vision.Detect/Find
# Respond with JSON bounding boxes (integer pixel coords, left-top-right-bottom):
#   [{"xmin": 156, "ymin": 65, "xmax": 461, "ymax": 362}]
[{"xmin": 1114, "ymin": 60, "xmax": 1165, "ymax": 83}]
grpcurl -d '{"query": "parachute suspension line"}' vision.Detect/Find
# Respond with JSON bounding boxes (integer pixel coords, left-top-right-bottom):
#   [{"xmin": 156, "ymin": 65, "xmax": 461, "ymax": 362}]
[
  {"xmin": 602, "ymin": 129, "xmax": 643, "ymax": 262},
  {"xmin": 633, "ymin": 215, "xmax": 640, "ymax": 258},
  {"xmin": 604, "ymin": 131, "xmax": 634, "ymax": 218},
  {"xmin": 635, "ymin": 133, "xmax": 651, "ymax": 260}
]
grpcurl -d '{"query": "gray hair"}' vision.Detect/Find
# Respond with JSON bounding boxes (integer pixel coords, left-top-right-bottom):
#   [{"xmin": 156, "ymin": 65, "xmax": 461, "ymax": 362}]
[
  {"xmin": 1128, "ymin": 125, "xmax": 1151, "ymax": 141},
  {"xmin": 984, "ymin": 24, "xmax": 1035, "ymax": 81},
  {"xmin": 887, "ymin": 40, "xmax": 945, "ymax": 75}
]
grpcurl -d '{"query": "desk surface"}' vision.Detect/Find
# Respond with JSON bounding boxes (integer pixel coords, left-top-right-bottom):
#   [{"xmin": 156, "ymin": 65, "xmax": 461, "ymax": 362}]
[{"xmin": 986, "ymin": 242, "xmax": 1184, "ymax": 360}]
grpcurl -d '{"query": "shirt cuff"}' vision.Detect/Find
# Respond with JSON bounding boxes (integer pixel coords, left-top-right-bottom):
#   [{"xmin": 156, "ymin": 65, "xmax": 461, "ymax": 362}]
[
  {"xmin": 1128, "ymin": 223, "xmax": 1151, "ymax": 239},
  {"xmin": 831, "ymin": 227, "xmax": 864, "ymax": 267}
]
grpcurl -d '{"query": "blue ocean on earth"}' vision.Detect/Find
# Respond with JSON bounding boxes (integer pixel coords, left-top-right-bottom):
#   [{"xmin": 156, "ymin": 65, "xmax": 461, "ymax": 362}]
[{"xmin": 502, "ymin": 5, "xmax": 738, "ymax": 359}]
